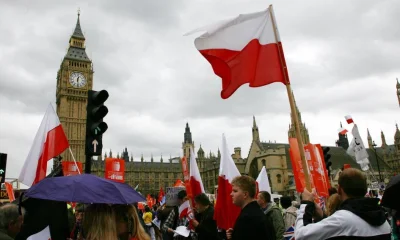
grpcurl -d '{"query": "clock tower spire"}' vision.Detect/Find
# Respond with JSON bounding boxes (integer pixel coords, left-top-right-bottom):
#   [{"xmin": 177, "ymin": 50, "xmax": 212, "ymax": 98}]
[{"xmin": 56, "ymin": 12, "xmax": 93, "ymax": 164}]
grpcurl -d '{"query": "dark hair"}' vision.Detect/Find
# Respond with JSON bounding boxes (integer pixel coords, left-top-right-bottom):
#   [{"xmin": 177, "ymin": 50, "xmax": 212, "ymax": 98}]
[
  {"xmin": 194, "ymin": 193, "xmax": 211, "ymax": 206},
  {"xmin": 75, "ymin": 203, "xmax": 85, "ymax": 213},
  {"xmin": 177, "ymin": 190, "xmax": 187, "ymax": 200},
  {"xmin": 259, "ymin": 191, "xmax": 271, "ymax": 203},
  {"xmin": 231, "ymin": 175, "xmax": 257, "ymax": 198},
  {"xmin": 338, "ymin": 168, "xmax": 367, "ymax": 198},
  {"xmin": 280, "ymin": 196, "xmax": 292, "ymax": 209},
  {"xmin": 329, "ymin": 187, "xmax": 338, "ymax": 196},
  {"xmin": 145, "ymin": 206, "xmax": 150, "ymax": 212}
]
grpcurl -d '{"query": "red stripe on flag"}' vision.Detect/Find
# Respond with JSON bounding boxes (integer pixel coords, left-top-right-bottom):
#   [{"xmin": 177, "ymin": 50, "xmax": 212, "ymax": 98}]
[
  {"xmin": 199, "ymin": 40, "xmax": 286, "ymax": 99},
  {"xmin": 189, "ymin": 176, "xmax": 203, "ymax": 199},
  {"xmin": 213, "ymin": 176, "xmax": 241, "ymax": 230},
  {"xmin": 33, "ymin": 124, "xmax": 69, "ymax": 184}
]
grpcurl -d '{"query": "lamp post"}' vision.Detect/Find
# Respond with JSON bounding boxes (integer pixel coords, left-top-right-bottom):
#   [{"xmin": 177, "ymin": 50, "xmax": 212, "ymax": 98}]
[{"xmin": 372, "ymin": 141, "xmax": 382, "ymax": 183}]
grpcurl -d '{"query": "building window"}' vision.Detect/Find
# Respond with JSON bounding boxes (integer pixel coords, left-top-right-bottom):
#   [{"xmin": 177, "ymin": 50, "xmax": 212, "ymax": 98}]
[
  {"xmin": 262, "ymin": 159, "xmax": 266, "ymax": 166},
  {"xmin": 276, "ymin": 174, "xmax": 282, "ymax": 184}
]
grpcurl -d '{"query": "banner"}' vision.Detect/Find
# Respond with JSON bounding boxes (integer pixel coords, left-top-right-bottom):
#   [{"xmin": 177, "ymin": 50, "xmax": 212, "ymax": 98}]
[
  {"xmin": 4, "ymin": 182, "xmax": 15, "ymax": 202},
  {"xmin": 165, "ymin": 186, "xmax": 185, "ymax": 206},
  {"xmin": 61, "ymin": 161, "xmax": 83, "ymax": 176},
  {"xmin": 180, "ymin": 157, "xmax": 193, "ymax": 201},
  {"xmin": 289, "ymin": 138, "xmax": 306, "ymax": 192},
  {"xmin": 304, "ymin": 144, "xmax": 329, "ymax": 197},
  {"xmin": 315, "ymin": 144, "xmax": 331, "ymax": 189},
  {"xmin": 105, "ymin": 158, "xmax": 125, "ymax": 183}
]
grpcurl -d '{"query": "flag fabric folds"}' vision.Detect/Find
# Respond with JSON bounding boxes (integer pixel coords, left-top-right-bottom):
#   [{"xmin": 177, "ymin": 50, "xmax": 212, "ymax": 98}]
[
  {"xmin": 179, "ymin": 200, "xmax": 191, "ymax": 219},
  {"xmin": 189, "ymin": 6, "xmax": 288, "ymax": 99},
  {"xmin": 345, "ymin": 115, "xmax": 354, "ymax": 124},
  {"xmin": 214, "ymin": 134, "xmax": 241, "ymax": 230},
  {"xmin": 189, "ymin": 147, "xmax": 205, "ymax": 199},
  {"xmin": 256, "ymin": 166, "xmax": 271, "ymax": 194},
  {"xmin": 347, "ymin": 124, "xmax": 370, "ymax": 171},
  {"xmin": 19, "ymin": 104, "xmax": 69, "ymax": 187},
  {"xmin": 158, "ymin": 187, "xmax": 165, "ymax": 203}
]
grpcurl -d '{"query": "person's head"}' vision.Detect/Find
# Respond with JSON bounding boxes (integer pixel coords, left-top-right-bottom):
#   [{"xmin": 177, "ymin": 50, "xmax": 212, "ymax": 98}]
[
  {"xmin": 113, "ymin": 204, "xmax": 150, "ymax": 240},
  {"xmin": 194, "ymin": 193, "xmax": 211, "ymax": 213},
  {"xmin": 230, "ymin": 175, "xmax": 256, "ymax": 208},
  {"xmin": 82, "ymin": 204, "xmax": 117, "ymax": 240},
  {"xmin": 257, "ymin": 191, "xmax": 271, "ymax": 208},
  {"xmin": 75, "ymin": 204, "xmax": 85, "ymax": 223},
  {"xmin": 177, "ymin": 190, "xmax": 187, "ymax": 205},
  {"xmin": 280, "ymin": 196, "xmax": 292, "ymax": 209},
  {"xmin": 0, "ymin": 203, "xmax": 25, "ymax": 238},
  {"xmin": 326, "ymin": 193, "xmax": 341, "ymax": 216},
  {"xmin": 144, "ymin": 206, "xmax": 150, "ymax": 213},
  {"xmin": 338, "ymin": 168, "xmax": 367, "ymax": 201}
]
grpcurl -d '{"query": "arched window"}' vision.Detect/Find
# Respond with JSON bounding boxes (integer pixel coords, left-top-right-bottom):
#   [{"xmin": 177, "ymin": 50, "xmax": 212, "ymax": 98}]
[
  {"xmin": 277, "ymin": 174, "xmax": 282, "ymax": 184},
  {"xmin": 261, "ymin": 159, "xmax": 266, "ymax": 166}
]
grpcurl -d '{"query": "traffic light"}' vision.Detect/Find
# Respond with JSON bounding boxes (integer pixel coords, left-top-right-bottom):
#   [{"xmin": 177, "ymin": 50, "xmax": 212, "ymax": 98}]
[
  {"xmin": 85, "ymin": 90, "xmax": 109, "ymax": 156},
  {"xmin": 323, "ymin": 147, "xmax": 332, "ymax": 176}
]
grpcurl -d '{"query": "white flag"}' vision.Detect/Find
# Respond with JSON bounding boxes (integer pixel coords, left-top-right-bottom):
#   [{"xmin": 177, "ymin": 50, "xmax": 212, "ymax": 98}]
[
  {"xmin": 347, "ymin": 124, "xmax": 369, "ymax": 171},
  {"xmin": 256, "ymin": 166, "xmax": 271, "ymax": 194}
]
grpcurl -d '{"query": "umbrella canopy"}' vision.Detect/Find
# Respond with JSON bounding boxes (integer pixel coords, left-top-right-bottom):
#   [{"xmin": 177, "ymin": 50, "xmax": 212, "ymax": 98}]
[
  {"xmin": 381, "ymin": 174, "xmax": 400, "ymax": 210},
  {"xmin": 25, "ymin": 174, "xmax": 145, "ymax": 204}
]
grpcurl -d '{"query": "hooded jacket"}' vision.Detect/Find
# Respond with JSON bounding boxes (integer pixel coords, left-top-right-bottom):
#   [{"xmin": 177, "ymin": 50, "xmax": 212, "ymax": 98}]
[{"xmin": 295, "ymin": 198, "xmax": 391, "ymax": 240}]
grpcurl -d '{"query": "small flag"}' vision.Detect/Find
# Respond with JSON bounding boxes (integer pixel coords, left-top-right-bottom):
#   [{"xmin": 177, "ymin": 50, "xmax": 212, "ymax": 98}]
[
  {"xmin": 338, "ymin": 127, "xmax": 348, "ymax": 135},
  {"xmin": 284, "ymin": 224, "xmax": 295, "ymax": 240},
  {"xmin": 345, "ymin": 115, "xmax": 354, "ymax": 124}
]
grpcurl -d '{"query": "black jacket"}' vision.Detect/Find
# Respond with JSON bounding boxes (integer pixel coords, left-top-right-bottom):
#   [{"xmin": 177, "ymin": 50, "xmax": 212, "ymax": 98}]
[
  {"xmin": 231, "ymin": 201, "xmax": 274, "ymax": 240},
  {"xmin": 295, "ymin": 198, "xmax": 391, "ymax": 240},
  {"xmin": 195, "ymin": 206, "xmax": 221, "ymax": 240}
]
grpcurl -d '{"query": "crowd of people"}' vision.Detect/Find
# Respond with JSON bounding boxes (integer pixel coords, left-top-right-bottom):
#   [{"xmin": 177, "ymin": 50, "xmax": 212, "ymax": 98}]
[{"xmin": 0, "ymin": 168, "xmax": 398, "ymax": 239}]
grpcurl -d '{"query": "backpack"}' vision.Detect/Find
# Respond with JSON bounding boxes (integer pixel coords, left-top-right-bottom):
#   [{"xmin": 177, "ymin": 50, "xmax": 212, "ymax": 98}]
[{"xmin": 283, "ymin": 209, "xmax": 297, "ymax": 230}]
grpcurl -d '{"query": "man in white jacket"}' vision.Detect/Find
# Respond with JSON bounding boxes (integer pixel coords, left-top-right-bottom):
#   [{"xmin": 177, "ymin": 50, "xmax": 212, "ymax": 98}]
[{"xmin": 295, "ymin": 168, "xmax": 391, "ymax": 240}]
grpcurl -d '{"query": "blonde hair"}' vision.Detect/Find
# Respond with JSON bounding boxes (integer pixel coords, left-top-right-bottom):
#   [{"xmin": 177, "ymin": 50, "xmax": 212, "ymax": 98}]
[
  {"xmin": 113, "ymin": 204, "xmax": 150, "ymax": 240},
  {"xmin": 326, "ymin": 193, "xmax": 341, "ymax": 216},
  {"xmin": 231, "ymin": 175, "xmax": 257, "ymax": 198},
  {"xmin": 82, "ymin": 204, "xmax": 118, "ymax": 240}
]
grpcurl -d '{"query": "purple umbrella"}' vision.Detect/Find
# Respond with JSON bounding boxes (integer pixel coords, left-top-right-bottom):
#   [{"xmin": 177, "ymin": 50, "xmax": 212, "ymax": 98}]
[{"xmin": 25, "ymin": 174, "xmax": 145, "ymax": 204}]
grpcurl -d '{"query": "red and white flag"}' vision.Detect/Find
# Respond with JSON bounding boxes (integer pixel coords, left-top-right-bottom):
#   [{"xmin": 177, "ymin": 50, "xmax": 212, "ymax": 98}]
[
  {"xmin": 256, "ymin": 166, "xmax": 271, "ymax": 194},
  {"xmin": 187, "ymin": 5, "xmax": 288, "ymax": 99},
  {"xmin": 345, "ymin": 115, "xmax": 354, "ymax": 124},
  {"xmin": 19, "ymin": 104, "xmax": 69, "ymax": 186},
  {"xmin": 189, "ymin": 147, "xmax": 205, "ymax": 198},
  {"xmin": 179, "ymin": 200, "xmax": 191, "ymax": 219},
  {"xmin": 214, "ymin": 134, "xmax": 241, "ymax": 230},
  {"xmin": 338, "ymin": 127, "xmax": 348, "ymax": 135}
]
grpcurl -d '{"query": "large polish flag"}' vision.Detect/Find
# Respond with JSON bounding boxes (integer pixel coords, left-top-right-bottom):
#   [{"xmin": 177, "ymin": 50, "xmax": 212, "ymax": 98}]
[
  {"xmin": 214, "ymin": 134, "xmax": 241, "ymax": 230},
  {"xmin": 19, "ymin": 104, "xmax": 69, "ymax": 186},
  {"xmin": 256, "ymin": 166, "xmax": 271, "ymax": 194},
  {"xmin": 187, "ymin": 5, "xmax": 287, "ymax": 99},
  {"xmin": 189, "ymin": 147, "xmax": 205, "ymax": 198}
]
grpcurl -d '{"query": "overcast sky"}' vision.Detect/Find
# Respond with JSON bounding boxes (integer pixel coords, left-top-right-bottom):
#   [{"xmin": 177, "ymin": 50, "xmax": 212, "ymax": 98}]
[{"xmin": 0, "ymin": 0, "xmax": 399, "ymax": 179}]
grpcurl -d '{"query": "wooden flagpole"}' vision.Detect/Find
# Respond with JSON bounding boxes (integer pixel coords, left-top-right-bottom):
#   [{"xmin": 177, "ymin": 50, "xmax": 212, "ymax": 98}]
[
  {"xmin": 269, "ymin": 4, "xmax": 311, "ymax": 191},
  {"xmin": 68, "ymin": 147, "xmax": 82, "ymax": 174}
]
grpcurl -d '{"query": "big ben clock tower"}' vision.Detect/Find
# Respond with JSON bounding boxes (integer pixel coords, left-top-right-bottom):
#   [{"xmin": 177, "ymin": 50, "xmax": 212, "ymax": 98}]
[{"xmin": 56, "ymin": 12, "xmax": 93, "ymax": 163}]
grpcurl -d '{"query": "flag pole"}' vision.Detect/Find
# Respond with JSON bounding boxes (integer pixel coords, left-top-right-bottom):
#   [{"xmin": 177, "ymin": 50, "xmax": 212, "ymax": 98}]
[
  {"xmin": 269, "ymin": 4, "xmax": 311, "ymax": 191},
  {"xmin": 68, "ymin": 147, "xmax": 82, "ymax": 174}
]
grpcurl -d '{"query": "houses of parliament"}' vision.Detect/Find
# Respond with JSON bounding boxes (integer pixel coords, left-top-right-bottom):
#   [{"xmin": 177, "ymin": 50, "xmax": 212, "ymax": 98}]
[{"xmin": 55, "ymin": 13, "xmax": 400, "ymax": 195}]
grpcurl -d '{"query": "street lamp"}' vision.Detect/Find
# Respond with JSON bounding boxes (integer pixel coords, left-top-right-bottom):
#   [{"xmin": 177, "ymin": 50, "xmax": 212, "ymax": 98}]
[{"xmin": 372, "ymin": 141, "xmax": 382, "ymax": 183}]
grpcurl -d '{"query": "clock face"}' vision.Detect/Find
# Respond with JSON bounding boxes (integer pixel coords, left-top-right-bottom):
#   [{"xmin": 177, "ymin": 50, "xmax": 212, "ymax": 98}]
[{"xmin": 69, "ymin": 72, "xmax": 87, "ymax": 88}]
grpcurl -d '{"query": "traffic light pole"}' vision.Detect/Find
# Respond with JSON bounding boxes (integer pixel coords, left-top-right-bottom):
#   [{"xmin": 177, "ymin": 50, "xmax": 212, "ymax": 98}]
[{"xmin": 85, "ymin": 155, "xmax": 92, "ymax": 174}]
